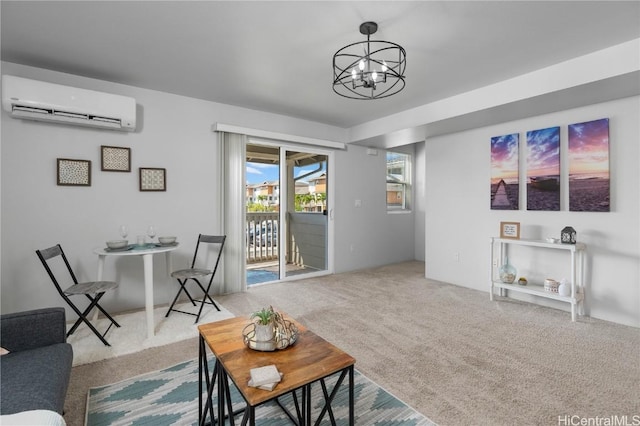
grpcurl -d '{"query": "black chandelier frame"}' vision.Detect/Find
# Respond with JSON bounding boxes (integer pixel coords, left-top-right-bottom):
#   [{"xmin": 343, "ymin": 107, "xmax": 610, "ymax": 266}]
[{"xmin": 332, "ymin": 22, "xmax": 407, "ymax": 100}]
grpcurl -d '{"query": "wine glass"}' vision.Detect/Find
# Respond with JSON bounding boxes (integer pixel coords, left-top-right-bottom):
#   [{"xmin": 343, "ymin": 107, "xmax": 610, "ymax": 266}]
[
  {"xmin": 146, "ymin": 225, "xmax": 156, "ymax": 242},
  {"xmin": 119, "ymin": 225, "xmax": 128, "ymax": 240}
]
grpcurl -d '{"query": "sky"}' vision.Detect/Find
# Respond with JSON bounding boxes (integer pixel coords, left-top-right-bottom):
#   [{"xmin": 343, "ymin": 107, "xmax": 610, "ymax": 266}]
[
  {"xmin": 246, "ymin": 162, "xmax": 326, "ymax": 184},
  {"xmin": 246, "ymin": 162, "xmax": 278, "ymax": 184},
  {"xmin": 491, "ymin": 133, "xmax": 519, "ymax": 184},
  {"xmin": 568, "ymin": 118, "xmax": 609, "ymax": 176},
  {"xmin": 527, "ymin": 126, "xmax": 560, "ymax": 177}
]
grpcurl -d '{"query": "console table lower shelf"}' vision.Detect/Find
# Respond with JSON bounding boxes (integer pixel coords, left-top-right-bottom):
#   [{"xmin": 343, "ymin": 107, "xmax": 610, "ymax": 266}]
[
  {"xmin": 492, "ymin": 281, "xmax": 584, "ymax": 320},
  {"xmin": 490, "ymin": 237, "xmax": 586, "ymax": 322}
]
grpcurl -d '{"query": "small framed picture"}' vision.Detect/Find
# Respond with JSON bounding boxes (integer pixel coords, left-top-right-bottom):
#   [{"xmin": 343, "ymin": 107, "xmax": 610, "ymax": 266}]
[
  {"xmin": 57, "ymin": 158, "xmax": 91, "ymax": 186},
  {"xmin": 500, "ymin": 221, "xmax": 521, "ymax": 239},
  {"xmin": 139, "ymin": 167, "xmax": 166, "ymax": 191},
  {"xmin": 101, "ymin": 145, "xmax": 131, "ymax": 172}
]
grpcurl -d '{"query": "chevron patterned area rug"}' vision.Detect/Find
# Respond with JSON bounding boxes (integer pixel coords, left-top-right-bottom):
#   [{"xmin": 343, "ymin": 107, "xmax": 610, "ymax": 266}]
[{"xmin": 86, "ymin": 357, "xmax": 435, "ymax": 426}]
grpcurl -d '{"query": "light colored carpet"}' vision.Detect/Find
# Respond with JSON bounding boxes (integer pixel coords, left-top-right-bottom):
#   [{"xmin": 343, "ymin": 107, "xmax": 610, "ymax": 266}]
[
  {"xmin": 65, "ymin": 261, "xmax": 640, "ymax": 426},
  {"xmin": 68, "ymin": 302, "xmax": 234, "ymax": 366}
]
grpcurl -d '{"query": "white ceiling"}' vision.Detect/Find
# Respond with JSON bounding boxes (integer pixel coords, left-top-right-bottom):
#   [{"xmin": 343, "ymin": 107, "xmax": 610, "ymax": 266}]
[{"xmin": 2, "ymin": 1, "xmax": 639, "ymax": 129}]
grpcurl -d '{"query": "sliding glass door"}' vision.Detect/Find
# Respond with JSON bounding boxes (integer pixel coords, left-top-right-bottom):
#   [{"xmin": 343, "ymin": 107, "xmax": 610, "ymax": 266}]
[
  {"xmin": 284, "ymin": 149, "xmax": 328, "ymax": 278},
  {"xmin": 246, "ymin": 143, "xmax": 281, "ymax": 285},
  {"xmin": 246, "ymin": 141, "xmax": 330, "ymax": 285}
]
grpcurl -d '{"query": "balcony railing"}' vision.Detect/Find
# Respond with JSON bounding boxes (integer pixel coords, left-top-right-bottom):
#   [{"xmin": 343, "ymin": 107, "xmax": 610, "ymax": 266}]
[{"xmin": 246, "ymin": 212, "xmax": 279, "ymax": 264}]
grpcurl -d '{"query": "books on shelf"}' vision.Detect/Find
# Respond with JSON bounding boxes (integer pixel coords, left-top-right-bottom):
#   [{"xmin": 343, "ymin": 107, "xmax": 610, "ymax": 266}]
[{"xmin": 248, "ymin": 365, "xmax": 283, "ymax": 391}]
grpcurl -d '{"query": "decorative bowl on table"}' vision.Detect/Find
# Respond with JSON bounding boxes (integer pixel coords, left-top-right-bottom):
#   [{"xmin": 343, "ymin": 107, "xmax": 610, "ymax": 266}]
[
  {"xmin": 158, "ymin": 236, "xmax": 176, "ymax": 245},
  {"xmin": 242, "ymin": 307, "xmax": 299, "ymax": 352},
  {"xmin": 106, "ymin": 240, "xmax": 128, "ymax": 249}
]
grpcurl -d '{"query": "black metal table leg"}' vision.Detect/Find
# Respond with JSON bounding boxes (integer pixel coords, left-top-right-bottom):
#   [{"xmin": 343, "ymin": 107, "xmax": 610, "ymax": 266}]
[
  {"xmin": 305, "ymin": 384, "xmax": 312, "ymax": 426},
  {"xmin": 199, "ymin": 336, "xmax": 204, "ymax": 426},
  {"xmin": 222, "ymin": 367, "xmax": 236, "ymax": 426},
  {"xmin": 319, "ymin": 380, "xmax": 337, "ymax": 425},
  {"xmin": 348, "ymin": 365, "xmax": 354, "ymax": 426},
  {"xmin": 217, "ymin": 361, "xmax": 226, "ymax": 425},
  {"xmin": 199, "ymin": 336, "xmax": 218, "ymax": 426},
  {"xmin": 314, "ymin": 369, "xmax": 349, "ymax": 426}
]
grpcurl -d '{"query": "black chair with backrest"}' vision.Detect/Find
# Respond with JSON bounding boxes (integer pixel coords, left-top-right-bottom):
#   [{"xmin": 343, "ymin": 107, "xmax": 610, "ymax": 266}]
[
  {"xmin": 36, "ymin": 244, "xmax": 120, "ymax": 346},
  {"xmin": 165, "ymin": 234, "xmax": 226, "ymax": 323}
]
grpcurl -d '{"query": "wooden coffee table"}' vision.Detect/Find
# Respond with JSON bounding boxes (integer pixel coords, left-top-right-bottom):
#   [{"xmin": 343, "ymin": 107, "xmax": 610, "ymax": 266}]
[{"xmin": 198, "ymin": 315, "xmax": 356, "ymax": 426}]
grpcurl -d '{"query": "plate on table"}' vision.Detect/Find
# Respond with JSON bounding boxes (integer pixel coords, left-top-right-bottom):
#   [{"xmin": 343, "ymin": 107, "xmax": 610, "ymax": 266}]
[
  {"xmin": 104, "ymin": 245, "xmax": 134, "ymax": 252},
  {"xmin": 156, "ymin": 242, "xmax": 178, "ymax": 247},
  {"xmin": 131, "ymin": 243, "xmax": 157, "ymax": 250}
]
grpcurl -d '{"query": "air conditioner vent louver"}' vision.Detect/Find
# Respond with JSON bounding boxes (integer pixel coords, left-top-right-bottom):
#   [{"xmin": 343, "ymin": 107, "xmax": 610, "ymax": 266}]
[
  {"xmin": 13, "ymin": 106, "xmax": 50, "ymax": 115},
  {"xmin": 2, "ymin": 75, "xmax": 136, "ymax": 131}
]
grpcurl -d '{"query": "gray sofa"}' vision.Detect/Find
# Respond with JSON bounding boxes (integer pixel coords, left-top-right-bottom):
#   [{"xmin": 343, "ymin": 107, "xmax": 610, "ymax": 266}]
[{"xmin": 0, "ymin": 308, "xmax": 73, "ymax": 416}]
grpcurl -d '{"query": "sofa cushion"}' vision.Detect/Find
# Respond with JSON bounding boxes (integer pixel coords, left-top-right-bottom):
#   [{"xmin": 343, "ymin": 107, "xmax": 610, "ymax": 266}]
[
  {"xmin": 0, "ymin": 308, "xmax": 67, "ymax": 352},
  {"xmin": 0, "ymin": 343, "xmax": 73, "ymax": 415}
]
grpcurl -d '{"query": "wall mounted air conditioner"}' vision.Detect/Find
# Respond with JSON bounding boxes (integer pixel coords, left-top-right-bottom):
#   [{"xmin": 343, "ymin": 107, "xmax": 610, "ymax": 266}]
[{"xmin": 1, "ymin": 75, "xmax": 136, "ymax": 131}]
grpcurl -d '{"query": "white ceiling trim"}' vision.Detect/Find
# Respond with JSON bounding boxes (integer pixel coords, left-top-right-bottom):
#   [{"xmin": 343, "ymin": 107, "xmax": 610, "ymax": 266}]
[
  {"xmin": 212, "ymin": 123, "xmax": 346, "ymax": 150},
  {"xmin": 349, "ymin": 38, "xmax": 640, "ymax": 146}
]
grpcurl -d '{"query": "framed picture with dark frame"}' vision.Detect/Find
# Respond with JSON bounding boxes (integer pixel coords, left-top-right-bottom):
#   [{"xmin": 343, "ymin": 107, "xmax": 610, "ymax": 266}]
[
  {"xmin": 101, "ymin": 145, "xmax": 131, "ymax": 172},
  {"xmin": 500, "ymin": 221, "xmax": 521, "ymax": 239},
  {"xmin": 57, "ymin": 158, "xmax": 91, "ymax": 186},
  {"xmin": 139, "ymin": 167, "xmax": 166, "ymax": 191}
]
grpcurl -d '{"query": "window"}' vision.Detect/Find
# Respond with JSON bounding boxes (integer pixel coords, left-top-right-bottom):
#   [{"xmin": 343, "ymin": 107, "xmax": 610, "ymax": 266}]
[{"xmin": 386, "ymin": 151, "xmax": 411, "ymax": 211}]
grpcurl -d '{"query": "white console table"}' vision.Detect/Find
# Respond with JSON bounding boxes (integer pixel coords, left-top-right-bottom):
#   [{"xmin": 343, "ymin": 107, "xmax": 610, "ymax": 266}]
[{"xmin": 489, "ymin": 237, "xmax": 586, "ymax": 321}]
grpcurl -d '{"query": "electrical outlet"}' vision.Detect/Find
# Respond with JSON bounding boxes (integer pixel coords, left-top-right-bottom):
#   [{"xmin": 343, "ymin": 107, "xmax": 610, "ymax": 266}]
[{"xmin": 492, "ymin": 259, "xmax": 498, "ymax": 267}]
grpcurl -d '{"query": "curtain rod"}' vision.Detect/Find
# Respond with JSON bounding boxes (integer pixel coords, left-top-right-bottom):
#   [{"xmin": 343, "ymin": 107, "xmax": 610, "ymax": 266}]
[{"xmin": 212, "ymin": 123, "xmax": 346, "ymax": 150}]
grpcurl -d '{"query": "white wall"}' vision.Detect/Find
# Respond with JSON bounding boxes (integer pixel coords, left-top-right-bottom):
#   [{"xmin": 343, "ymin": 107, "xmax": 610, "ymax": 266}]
[
  {"xmin": 425, "ymin": 96, "xmax": 640, "ymax": 327},
  {"xmin": 334, "ymin": 144, "xmax": 416, "ymax": 272},
  {"xmin": 1, "ymin": 62, "xmax": 419, "ymax": 319},
  {"xmin": 414, "ymin": 141, "xmax": 426, "ymax": 261}
]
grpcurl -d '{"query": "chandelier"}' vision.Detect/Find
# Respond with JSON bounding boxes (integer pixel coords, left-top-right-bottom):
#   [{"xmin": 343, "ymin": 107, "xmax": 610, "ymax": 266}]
[{"xmin": 332, "ymin": 21, "xmax": 406, "ymax": 100}]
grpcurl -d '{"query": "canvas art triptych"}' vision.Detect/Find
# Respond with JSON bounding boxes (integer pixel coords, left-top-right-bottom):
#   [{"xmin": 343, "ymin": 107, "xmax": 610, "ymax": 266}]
[{"xmin": 490, "ymin": 118, "xmax": 609, "ymax": 212}]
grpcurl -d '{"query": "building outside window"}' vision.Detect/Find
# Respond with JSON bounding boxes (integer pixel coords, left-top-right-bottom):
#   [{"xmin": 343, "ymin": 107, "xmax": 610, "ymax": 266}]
[{"xmin": 386, "ymin": 151, "xmax": 411, "ymax": 211}]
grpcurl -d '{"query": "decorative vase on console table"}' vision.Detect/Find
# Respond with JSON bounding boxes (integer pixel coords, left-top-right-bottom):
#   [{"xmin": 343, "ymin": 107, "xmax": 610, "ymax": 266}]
[
  {"xmin": 499, "ymin": 258, "xmax": 517, "ymax": 284},
  {"xmin": 558, "ymin": 279, "xmax": 571, "ymax": 297}
]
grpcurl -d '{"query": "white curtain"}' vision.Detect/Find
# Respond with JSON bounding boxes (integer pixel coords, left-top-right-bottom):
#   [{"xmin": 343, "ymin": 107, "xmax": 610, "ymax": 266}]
[{"xmin": 217, "ymin": 131, "xmax": 247, "ymax": 294}]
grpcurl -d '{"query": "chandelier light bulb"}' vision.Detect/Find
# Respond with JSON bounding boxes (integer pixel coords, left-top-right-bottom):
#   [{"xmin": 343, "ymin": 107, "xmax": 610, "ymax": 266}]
[
  {"xmin": 351, "ymin": 69, "xmax": 357, "ymax": 79},
  {"xmin": 358, "ymin": 59, "xmax": 365, "ymax": 71},
  {"xmin": 382, "ymin": 61, "xmax": 388, "ymax": 72},
  {"xmin": 372, "ymin": 71, "xmax": 378, "ymax": 81}
]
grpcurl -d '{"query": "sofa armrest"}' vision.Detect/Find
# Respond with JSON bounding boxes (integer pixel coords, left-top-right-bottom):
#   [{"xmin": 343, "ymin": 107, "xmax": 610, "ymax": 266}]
[{"xmin": 0, "ymin": 308, "xmax": 67, "ymax": 353}]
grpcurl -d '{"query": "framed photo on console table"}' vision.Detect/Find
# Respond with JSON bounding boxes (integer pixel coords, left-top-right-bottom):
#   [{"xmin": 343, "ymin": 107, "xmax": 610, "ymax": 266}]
[
  {"xmin": 500, "ymin": 221, "xmax": 520, "ymax": 239},
  {"xmin": 139, "ymin": 167, "xmax": 166, "ymax": 192}
]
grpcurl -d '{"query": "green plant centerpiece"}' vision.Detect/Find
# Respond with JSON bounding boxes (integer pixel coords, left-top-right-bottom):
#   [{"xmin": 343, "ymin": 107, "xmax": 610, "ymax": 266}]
[
  {"xmin": 243, "ymin": 306, "xmax": 298, "ymax": 351},
  {"xmin": 251, "ymin": 306, "xmax": 277, "ymax": 326}
]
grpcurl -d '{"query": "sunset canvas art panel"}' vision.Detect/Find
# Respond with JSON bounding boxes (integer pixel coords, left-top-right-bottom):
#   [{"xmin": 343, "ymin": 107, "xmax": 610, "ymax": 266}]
[
  {"xmin": 490, "ymin": 133, "xmax": 519, "ymax": 210},
  {"xmin": 526, "ymin": 126, "xmax": 560, "ymax": 211},
  {"xmin": 568, "ymin": 118, "xmax": 610, "ymax": 212}
]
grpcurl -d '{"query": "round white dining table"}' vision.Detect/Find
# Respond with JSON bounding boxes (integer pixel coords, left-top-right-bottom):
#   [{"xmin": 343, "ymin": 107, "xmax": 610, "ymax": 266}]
[{"xmin": 94, "ymin": 243, "xmax": 180, "ymax": 339}]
